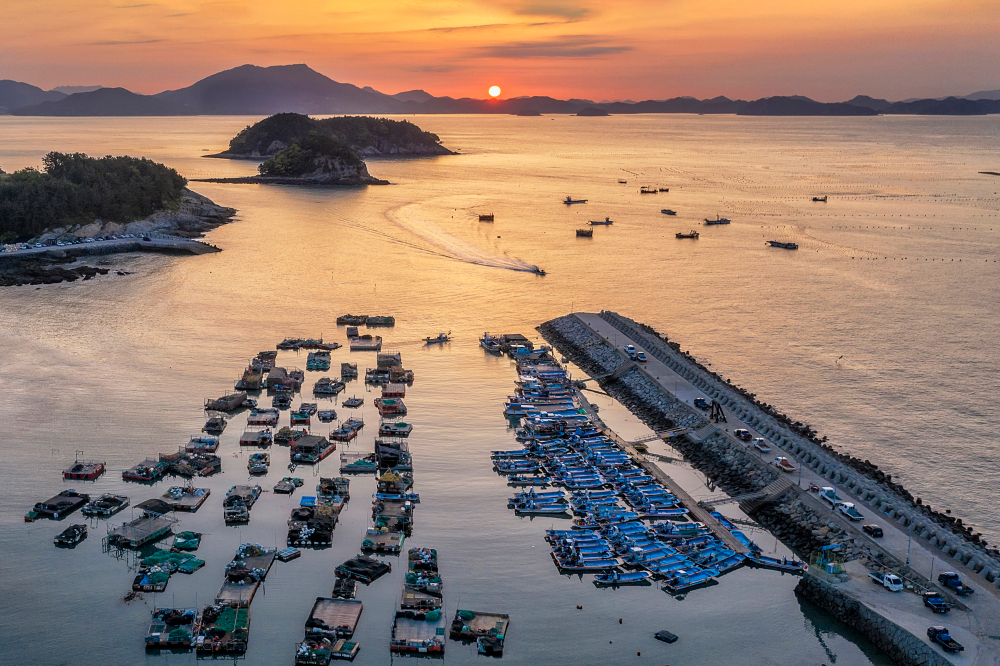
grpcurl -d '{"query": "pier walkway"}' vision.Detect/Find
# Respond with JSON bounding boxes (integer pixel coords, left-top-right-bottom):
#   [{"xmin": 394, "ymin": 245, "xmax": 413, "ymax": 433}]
[{"xmin": 569, "ymin": 312, "xmax": 1000, "ymax": 664}]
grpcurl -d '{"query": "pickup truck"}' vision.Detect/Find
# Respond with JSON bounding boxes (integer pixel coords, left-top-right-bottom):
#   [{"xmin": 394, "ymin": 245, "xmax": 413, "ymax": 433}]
[
  {"xmin": 868, "ymin": 571, "xmax": 904, "ymax": 592},
  {"xmin": 938, "ymin": 572, "xmax": 975, "ymax": 596},
  {"xmin": 837, "ymin": 502, "xmax": 864, "ymax": 521},
  {"xmin": 922, "ymin": 591, "xmax": 949, "ymax": 614},
  {"xmin": 818, "ymin": 487, "xmax": 843, "ymax": 507},
  {"xmin": 927, "ymin": 626, "xmax": 964, "ymax": 653}
]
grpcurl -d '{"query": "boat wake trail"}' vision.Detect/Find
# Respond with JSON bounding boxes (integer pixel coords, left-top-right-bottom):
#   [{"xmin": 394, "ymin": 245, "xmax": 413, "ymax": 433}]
[{"xmin": 345, "ymin": 204, "xmax": 540, "ymax": 274}]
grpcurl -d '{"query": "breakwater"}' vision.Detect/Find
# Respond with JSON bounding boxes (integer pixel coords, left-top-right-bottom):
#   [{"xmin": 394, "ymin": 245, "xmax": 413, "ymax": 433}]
[
  {"xmin": 590, "ymin": 310, "xmax": 1000, "ymax": 586},
  {"xmin": 538, "ymin": 314, "xmax": 858, "ymax": 559},
  {"xmin": 540, "ymin": 311, "xmax": 1000, "ymax": 588},
  {"xmin": 795, "ymin": 573, "xmax": 951, "ymax": 666}
]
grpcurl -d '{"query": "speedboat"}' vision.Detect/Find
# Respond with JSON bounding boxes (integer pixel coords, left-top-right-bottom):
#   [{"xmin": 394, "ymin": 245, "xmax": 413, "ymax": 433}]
[{"xmin": 661, "ymin": 209, "xmax": 677, "ymax": 215}]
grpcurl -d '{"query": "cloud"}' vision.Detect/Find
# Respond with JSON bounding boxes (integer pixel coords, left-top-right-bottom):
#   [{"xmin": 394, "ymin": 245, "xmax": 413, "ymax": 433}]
[
  {"xmin": 404, "ymin": 65, "xmax": 456, "ymax": 73},
  {"xmin": 476, "ymin": 35, "xmax": 631, "ymax": 58},
  {"xmin": 512, "ymin": 2, "xmax": 590, "ymax": 19},
  {"xmin": 88, "ymin": 39, "xmax": 164, "ymax": 45}
]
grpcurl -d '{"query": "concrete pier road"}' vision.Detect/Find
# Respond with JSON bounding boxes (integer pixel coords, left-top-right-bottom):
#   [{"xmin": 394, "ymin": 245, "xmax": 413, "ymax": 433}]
[{"xmin": 572, "ymin": 311, "xmax": 1000, "ymax": 664}]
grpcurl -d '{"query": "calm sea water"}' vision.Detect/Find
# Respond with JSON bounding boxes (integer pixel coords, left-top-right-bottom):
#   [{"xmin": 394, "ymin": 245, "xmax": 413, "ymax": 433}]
[{"xmin": 1, "ymin": 113, "xmax": 998, "ymax": 665}]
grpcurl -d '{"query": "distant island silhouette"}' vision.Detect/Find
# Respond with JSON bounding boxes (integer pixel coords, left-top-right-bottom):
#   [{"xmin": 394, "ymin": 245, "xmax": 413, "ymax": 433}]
[{"xmin": 3, "ymin": 64, "xmax": 999, "ymax": 117}]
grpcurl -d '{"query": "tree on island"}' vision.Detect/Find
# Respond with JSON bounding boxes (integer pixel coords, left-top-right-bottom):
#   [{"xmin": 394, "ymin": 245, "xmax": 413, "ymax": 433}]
[{"xmin": 0, "ymin": 152, "xmax": 186, "ymax": 241}]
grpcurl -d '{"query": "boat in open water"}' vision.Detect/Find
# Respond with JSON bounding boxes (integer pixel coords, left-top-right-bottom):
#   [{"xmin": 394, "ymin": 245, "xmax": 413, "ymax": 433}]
[
  {"xmin": 766, "ymin": 240, "xmax": 798, "ymax": 250},
  {"xmin": 589, "ymin": 217, "xmax": 614, "ymax": 225},
  {"xmin": 704, "ymin": 215, "xmax": 731, "ymax": 225},
  {"xmin": 676, "ymin": 230, "xmax": 699, "ymax": 239},
  {"xmin": 424, "ymin": 332, "xmax": 451, "ymax": 345},
  {"xmin": 563, "ymin": 196, "xmax": 588, "ymax": 205}
]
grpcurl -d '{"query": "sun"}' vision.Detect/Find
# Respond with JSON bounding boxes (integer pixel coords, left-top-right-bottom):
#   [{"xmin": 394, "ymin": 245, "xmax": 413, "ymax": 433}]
[{"xmin": 489, "ymin": 85, "xmax": 501, "ymax": 98}]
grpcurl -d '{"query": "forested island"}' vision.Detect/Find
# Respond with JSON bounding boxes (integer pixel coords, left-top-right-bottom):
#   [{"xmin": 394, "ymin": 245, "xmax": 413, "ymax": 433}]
[
  {"xmin": 0, "ymin": 153, "xmax": 187, "ymax": 242},
  {"xmin": 0, "ymin": 153, "xmax": 235, "ymax": 286},
  {"xmin": 210, "ymin": 113, "xmax": 454, "ymax": 159},
  {"xmin": 197, "ymin": 113, "xmax": 453, "ymax": 186}
]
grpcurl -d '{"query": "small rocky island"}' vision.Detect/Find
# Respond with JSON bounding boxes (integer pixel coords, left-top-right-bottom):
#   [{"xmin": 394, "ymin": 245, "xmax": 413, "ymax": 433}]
[{"xmin": 198, "ymin": 113, "xmax": 454, "ymax": 186}]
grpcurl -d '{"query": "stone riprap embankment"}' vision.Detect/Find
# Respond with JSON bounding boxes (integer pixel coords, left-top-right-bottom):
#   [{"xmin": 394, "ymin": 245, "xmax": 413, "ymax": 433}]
[
  {"xmin": 539, "ymin": 314, "xmax": 857, "ymax": 557},
  {"xmin": 795, "ymin": 573, "xmax": 952, "ymax": 666},
  {"xmin": 594, "ymin": 310, "xmax": 1000, "ymax": 587},
  {"xmin": 35, "ymin": 188, "xmax": 236, "ymax": 243}
]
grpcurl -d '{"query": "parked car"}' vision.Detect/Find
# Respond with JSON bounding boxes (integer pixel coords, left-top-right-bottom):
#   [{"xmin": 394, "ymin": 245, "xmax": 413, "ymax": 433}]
[
  {"xmin": 635, "ymin": 351, "xmax": 647, "ymax": 362},
  {"xmin": 732, "ymin": 429, "xmax": 752, "ymax": 442},
  {"xmin": 938, "ymin": 572, "xmax": 974, "ymax": 596},
  {"xmin": 927, "ymin": 626, "xmax": 963, "ymax": 653},
  {"xmin": 923, "ymin": 591, "xmax": 949, "ymax": 614},
  {"xmin": 862, "ymin": 524, "xmax": 883, "ymax": 538},
  {"xmin": 693, "ymin": 397, "xmax": 710, "ymax": 410}
]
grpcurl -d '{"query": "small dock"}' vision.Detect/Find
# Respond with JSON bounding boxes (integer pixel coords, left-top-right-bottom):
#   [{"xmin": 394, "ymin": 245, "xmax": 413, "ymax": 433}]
[
  {"xmin": 391, "ymin": 611, "xmax": 446, "ymax": 654},
  {"xmin": 161, "ymin": 486, "xmax": 210, "ymax": 511},
  {"xmin": 350, "ymin": 335, "xmax": 382, "ymax": 352},
  {"xmin": 401, "ymin": 585, "xmax": 442, "ymax": 610},
  {"xmin": 108, "ymin": 514, "xmax": 176, "ymax": 548},
  {"xmin": 305, "ymin": 598, "xmax": 363, "ymax": 639},
  {"xmin": 575, "ymin": 389, "xmax": 749, "ymax": 555},
  {"xmin": 362, "ymin": 529, "xmax": 404, "ymax": 553}
]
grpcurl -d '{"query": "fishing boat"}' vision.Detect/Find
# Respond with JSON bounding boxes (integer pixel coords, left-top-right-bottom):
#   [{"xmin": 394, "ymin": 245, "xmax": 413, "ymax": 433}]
[
  {"xmin": 478, "ymin": 213, "xmax": 495, "ymax": 222},
  {"xmin": 563, "ymin": 196, "xmax": 588, "ymax": 204},
  {"xmin": 508, "ymin": 475, "xmax": 551, "ymax": 486},
  {"xmin": 63, "ymin": 456, "xmax": 106, "ymax": 480},
  {"xmin": 618, "ymin": 179, "xmax": 627, "ymax": 184},
  {"xmin": 188, "ymin": 436, "xmax": 220, "ymax": 453},
  {"xmin": 123, "ymin": 459, "xmax": 169, "ymax": 483},
  {"xmin": 317, "ymin": 409, "xmax": 337, "ymax": 422},
  {"xmin": 379, "ymin": 422, "xmax": 413, "ymax": 437},
  {"xmin": 313, "ymin": 377, "xmax": 346, "ymax": 395},
  {"xmin": 676, "ymin": 230, "xmax": 699, "ymax": 239},
  {"xmin": 367, "ymin": 315, "xmax": 395, "ymax": 327},
  {"xmin": 662, "ymin": 568, "xmax": 718, "ymax": 593},
  {"xmin": 248, "ymin": 453, "xmax": 270, "ymax": 475},
  {"xmin": 746, "ymin": 553, "xmax": 807, "ymax": 573},
  {"xmin": 766, "ymin": 240, "xmax": 798, "ymax": 250},
  {"xmin": 704, "ymin": 215, "xmax": 731, "ymax": 225},
  {"xmin": 589, "ymin": 217, "xmax": 614, "ymax": 225},
  {"xmin": 203, "ymin": 416, "xmax": 227, "ymax": 433},
  {"xmin": 54, "ymin": 524, "xmax": 87, "ymax": 546},
  {"xmin": 376, "ymin": 398, "xmax": 407, "ymax": 416},
  {"xmin": 337, "ymin": 314, "xmax": 368, "ymax": 326},
  {"xmin": 594, "ymin": 570, "xmax": 651, "ymax": 586},
  {"xmin": 480, "ymin": 333, "xmax": 502, "ymax": 353},
  {"xmin": 659, "ymin": 187, "xmax": 669, "ymax": 192},
  {"xmin": 343, "ymin": 396, "xmax": 364, "ymax": 408},
  {"xmin": 278, "ymin": 338, "xmax": 303, "ymax": 350},
  {"xmin": 812, "ymin": 195, "xmax": 828, "ymax": 202},
  {"xmin": 424, "ymin": 332, "xmax": 451, "ymax": 345},
  {"xmin": 82, "ymin": 493, "xmax": 130, "ymax": 517},
  {"xmin": 640, "ymin": 186, "xmax": 657, "ymax": 194},
  {"xmin": 661, "ymin": 209, "xmax": 677, "ymax": 215},
  {"xmin": 576, "ymin": 228, "xmax": 593, "ymax": 237}
]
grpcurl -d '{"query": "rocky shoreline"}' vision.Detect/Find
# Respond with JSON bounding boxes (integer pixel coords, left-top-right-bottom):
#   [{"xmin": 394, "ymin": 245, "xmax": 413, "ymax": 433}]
[
  {"xmin": 192, "ymin": 174, "xmax": 388, "ymax": 186},
  {"xmin": 2, "ymin": 188, "xmax": 234, "ymax": 287},
  {"xmin": 32, "ymin": 188, "xmax": 236, "ymax": 243}
]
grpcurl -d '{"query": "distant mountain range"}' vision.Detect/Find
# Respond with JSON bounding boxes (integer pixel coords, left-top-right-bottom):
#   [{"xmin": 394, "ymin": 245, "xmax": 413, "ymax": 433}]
[{"xmin": 2, "ymin": 64, "xmax": 999, "ymax": 117}]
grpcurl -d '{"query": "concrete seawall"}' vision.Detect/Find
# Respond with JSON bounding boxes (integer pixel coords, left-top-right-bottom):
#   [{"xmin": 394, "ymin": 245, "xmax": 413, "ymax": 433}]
[
  {"xmin": 796, "ymin": 572, "xmax": 953, "ymax": 666},
  {"xmin": 590, "ymin": 310, "xmax": 1000, "ymax": 585}
]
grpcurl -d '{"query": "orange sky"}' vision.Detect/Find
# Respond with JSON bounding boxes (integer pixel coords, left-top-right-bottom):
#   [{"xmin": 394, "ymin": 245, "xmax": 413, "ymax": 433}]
[{"xmin": 2, "ymin": 0, "xmax": 999, "ymax": 100}]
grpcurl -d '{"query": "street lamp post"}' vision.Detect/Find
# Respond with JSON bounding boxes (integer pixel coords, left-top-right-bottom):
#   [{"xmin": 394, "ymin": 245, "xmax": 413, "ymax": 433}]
[{"xmin": 906, "ymin": 534, "xmax": 912, "ymax": 568}]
